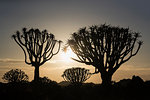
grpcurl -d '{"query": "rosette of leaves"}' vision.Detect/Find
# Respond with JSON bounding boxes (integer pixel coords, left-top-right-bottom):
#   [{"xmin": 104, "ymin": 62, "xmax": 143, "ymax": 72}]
[{"xmin": 62, "ymin": 67, "xmax": 91, "ymax": 84}]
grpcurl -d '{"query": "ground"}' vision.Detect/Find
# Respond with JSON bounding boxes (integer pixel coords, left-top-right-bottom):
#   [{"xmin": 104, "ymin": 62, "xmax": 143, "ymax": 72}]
[{"xmin": 0, "ymin": 77, "xmax": 150, "ymax": 100}]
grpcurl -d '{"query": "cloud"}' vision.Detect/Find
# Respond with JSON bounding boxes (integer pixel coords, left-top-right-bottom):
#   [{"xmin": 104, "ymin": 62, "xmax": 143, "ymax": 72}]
[
  {"xmin": 47, "ymin": 59, "xmax": 75, "ymax": 64},
  {"xmin": 47, "ymin": 60, "xmax": 57, "ymax": 64},
  {"xmin": 0, "ymin": 58, "xmax": 72, "ymax": 64},
  {"xmin": 0, "ymin": 58, "xmax": 24, "ymax": 64}
]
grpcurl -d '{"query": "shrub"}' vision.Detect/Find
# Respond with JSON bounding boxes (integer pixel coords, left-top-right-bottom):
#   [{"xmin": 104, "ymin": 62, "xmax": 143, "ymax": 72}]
[
  {"xmin": 38, "ymin": 76, "xmax": 57, "ymax": 84},
  {"xmin": 62, "ymin": 67, "xmax": 91, "ymax": 84},
  {"xmin": 2, "ymin": 69, "xmax": 29, "ymax": 83}
]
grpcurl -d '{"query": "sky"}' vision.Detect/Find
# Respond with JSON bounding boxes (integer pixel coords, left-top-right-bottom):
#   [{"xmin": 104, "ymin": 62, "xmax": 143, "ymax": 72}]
[{"xmin": 0, "ymin": 0, "xmax": 150, "ymax": 83}]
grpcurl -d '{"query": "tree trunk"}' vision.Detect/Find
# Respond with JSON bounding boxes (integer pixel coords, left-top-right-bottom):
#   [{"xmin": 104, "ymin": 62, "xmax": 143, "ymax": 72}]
[
  {"xmin": 34, "ymin": 65, "xmax": 40, "ymax": 82},
  {"xmin": 101, "ymin": 72, "xmax": 112, "ymax": 86}
]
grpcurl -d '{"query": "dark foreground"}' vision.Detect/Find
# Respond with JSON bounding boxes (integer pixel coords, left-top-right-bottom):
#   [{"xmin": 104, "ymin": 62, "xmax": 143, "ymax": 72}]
[{"xmin": 0, "ymin": 78, "xmax": 150, "ymax": 100}]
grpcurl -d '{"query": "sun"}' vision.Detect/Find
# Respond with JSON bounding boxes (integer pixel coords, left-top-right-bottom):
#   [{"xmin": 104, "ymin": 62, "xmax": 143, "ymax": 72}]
[{"xmin": 61, "ymin": 47, "xmax": 76, "ymax": 63}]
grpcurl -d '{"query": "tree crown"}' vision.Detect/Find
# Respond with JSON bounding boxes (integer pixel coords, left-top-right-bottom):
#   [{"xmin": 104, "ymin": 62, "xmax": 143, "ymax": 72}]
[
  {"xmin": 12, "ymin": 28, "xmax": 62, "ymax": 66},
  {"xmin": 65, "ymin": 24, "xmax": 142, "ymax": 74}
]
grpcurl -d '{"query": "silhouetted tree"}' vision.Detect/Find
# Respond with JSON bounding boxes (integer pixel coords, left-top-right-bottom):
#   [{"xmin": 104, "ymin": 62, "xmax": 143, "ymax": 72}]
[
  {"xmin": 2, "ymin": 69, "xmax": 29, "ymax": 83},
  {"xmin": 62, "ymin": 67, "xmax": 91, "ymax": 84},
  {"xmin": 65, "ymin": 24, "xmax": 143, "ymax": 86},
  {"xmin": 12, "ymin": 28, "xmax": 62, "ymax": 82}
]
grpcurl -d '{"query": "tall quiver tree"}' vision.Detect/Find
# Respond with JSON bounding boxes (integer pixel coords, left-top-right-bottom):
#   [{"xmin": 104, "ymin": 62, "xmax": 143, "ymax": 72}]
[
  {"xmin": 12, "ymin": 28, "xmax": 62, "ymax": 82},
  {"xmin": 65, "ymin": 24, "xmax": 143, "ymax": 86}
]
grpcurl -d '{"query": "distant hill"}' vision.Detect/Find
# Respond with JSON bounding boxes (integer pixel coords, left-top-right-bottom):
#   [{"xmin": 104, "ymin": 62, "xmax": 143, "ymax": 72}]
[
  {"xmin": 58, "ymin": 81, "xmax": 96, "ymax": 87},
  {"xmin": 58, "ymin": 81, "xmax": 71, "ymax": 86}
]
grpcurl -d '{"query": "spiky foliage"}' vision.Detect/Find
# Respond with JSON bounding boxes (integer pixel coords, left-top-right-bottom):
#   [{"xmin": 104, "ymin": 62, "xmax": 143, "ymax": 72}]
[
  {"xmin": 62, "ymin": 67, "xmax": 91, "ymax": 84},
  {"xmin": 65, "ymin": 24, "xmax": 143, "ymax": 85},
  {"xmin": 2, "ymin": 69, "xmax": 29, "ymax": 83},
  {"xmin": 12, "ymin": 28, "xmax": 62, "ymax": 81}
]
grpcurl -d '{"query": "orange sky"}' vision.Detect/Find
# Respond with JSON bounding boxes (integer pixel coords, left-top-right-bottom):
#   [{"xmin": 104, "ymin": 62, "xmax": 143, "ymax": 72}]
[{"xmin": 0, "ymin": 50, "xmax": 150, "ymax": 83}]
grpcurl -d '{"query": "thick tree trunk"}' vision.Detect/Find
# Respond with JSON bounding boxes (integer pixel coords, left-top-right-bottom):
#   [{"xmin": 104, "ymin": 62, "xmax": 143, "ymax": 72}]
[
  {"xmin": 101, "ymin": 72, "xmax": 112, "ymax": 86},
  {"xmin": 34, "ymin": 65, "xmax": 40, "ymax": 82}
]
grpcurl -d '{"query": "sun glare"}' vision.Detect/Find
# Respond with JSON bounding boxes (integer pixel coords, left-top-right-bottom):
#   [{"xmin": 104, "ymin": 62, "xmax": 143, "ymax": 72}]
[{"xmin": 61, "ymin": 47, "xmax": 76, "ymax": 63}]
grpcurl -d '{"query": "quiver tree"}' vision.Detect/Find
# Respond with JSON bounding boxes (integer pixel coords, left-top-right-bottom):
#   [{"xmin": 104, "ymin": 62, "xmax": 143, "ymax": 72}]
[
  {"xmin": 2, "ymin": 69, "xmax": 29, "ymax": 83},
  {"xmin": 65, "ymin": 24, "xmax": 143, "ymax": 86},
  {"xmin": 12, "ymin": 28, "xmax": 62, "ymax": 82},
  {"xmin": 62, "ymin": 67, "xmax": 91, "ymax": 84}
]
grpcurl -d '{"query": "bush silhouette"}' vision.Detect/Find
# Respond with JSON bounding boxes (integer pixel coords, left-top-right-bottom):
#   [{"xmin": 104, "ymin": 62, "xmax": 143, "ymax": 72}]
[
  {"xmin": 65, "ymin": 24, "xmax": 143, "ymax": 86},
  {"xmin": 2, "ymin": 69, "xmax": 29, "ymax": 83},
  {"xmin": 12, "ymin": 28, "xmax": 62, "ymax": 82},
  {"xmin": 38, "ymin": 76, "xmax": 57, "ymax": 84},
  {"xmin": 39, "ymin": 76, "xmax": 52, "ymax": 83},
  {"xmin": 62, "ymin": 67, "xmax": 91, "ymax": 84}
]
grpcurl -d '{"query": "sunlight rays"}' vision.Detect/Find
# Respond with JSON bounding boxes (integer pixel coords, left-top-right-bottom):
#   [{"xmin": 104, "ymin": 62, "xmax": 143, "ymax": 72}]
[{"xmin": 61, "ymin": 47, "xmax": 76, "ymax": 63}]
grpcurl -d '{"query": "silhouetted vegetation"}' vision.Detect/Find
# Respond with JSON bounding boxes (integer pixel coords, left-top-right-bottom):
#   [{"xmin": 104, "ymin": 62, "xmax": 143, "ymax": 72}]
[
  {"xmin": 31, "ymin": 76, "xmax": 58, "ymax": 86},
  {"xmin": 5, "ymin": 25, "xmax": 145, "ymax": 100},
  {"xmin": 2, "ymin": 69, "xmax": 29, "ymax": 83},
  {"xmin": 0, "ymin": 75, "xmax": 150, "ymax": 100},
  {"xmin": 38, "ymin": 76, "xmax": 57, "ymax": 84},
  {"xmin": 12, "ymin": 28, "xmax": 62, "ymax": 82},
  {"xmin": 64, "ymin": 24, "xmax": 143, "ymax": 86},
  {"xmin": 62, "ymin": 67, "xmax": 91, "ymax": 85}
]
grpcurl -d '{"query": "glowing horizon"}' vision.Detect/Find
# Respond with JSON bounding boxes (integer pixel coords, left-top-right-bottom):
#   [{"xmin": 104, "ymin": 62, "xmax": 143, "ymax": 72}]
[{"xmin": 0, "ymin": 51, "xmax": 150, "ymax": 83}]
